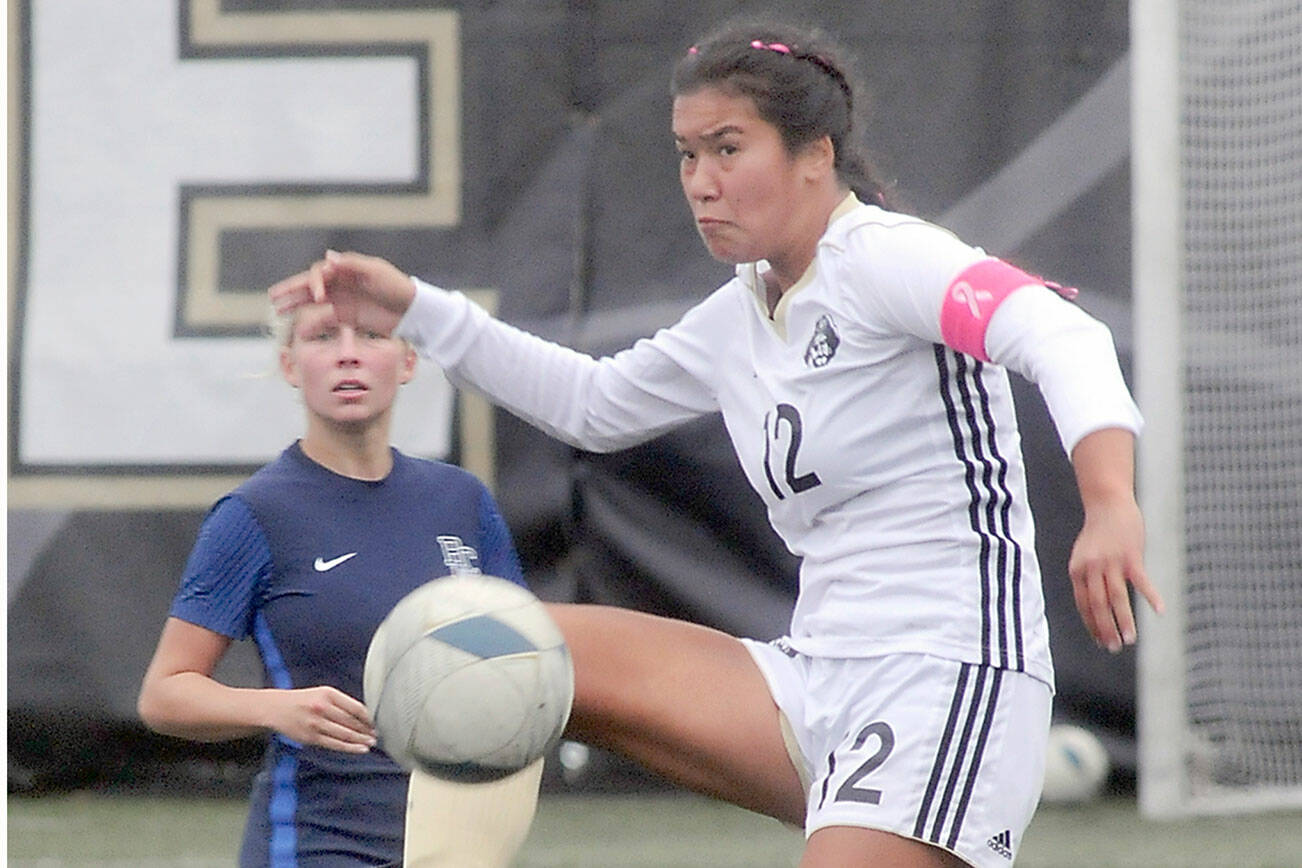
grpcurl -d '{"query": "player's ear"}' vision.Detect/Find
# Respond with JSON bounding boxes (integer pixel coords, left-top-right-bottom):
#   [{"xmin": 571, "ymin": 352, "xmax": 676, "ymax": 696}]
[
  {"xmin": 280, "ymin": 345, "xmax": 301, "ymax": 388},
  {"xmin": 398, "ymin": 344, "xmax": 418, "ymax": 385},
  {"xmin": 800, "ymin": 135, "xmax": 836, "ymax": 183}
]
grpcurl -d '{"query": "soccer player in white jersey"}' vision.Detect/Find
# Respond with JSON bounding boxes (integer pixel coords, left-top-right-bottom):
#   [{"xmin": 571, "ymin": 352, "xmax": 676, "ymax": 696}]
[{"xmin": 270, "ymin": 18, "xmax": 1163, "ymax": 868}]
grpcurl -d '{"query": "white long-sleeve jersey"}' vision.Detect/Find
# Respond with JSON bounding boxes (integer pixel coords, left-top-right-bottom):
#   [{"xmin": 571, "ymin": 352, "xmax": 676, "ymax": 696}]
[{"xmin": 396, "ymin": 197, "xmax": 1142, "ymax": 687}]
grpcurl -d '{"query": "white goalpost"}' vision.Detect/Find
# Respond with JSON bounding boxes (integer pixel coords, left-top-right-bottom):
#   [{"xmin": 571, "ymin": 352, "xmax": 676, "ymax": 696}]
[{"xmin": 1133, "ymin": 0, "xmax": 1302, "ymax": 817}]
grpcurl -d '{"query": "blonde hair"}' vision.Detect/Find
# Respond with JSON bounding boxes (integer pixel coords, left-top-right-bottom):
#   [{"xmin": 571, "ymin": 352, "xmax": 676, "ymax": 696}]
[
  {"xmin": 267, "ymin": 304, "xmax": 295, "ymax": 348},
  {"xmin": 236, "ymin": 305, "xmax": 294, "ymax": 381}
]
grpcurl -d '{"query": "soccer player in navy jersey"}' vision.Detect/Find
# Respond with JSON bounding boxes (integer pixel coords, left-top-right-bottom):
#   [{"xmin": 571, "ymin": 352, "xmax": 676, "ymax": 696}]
[{"xmin": 138, "ymin": 299, "xmax": 532, "ymax": 867}]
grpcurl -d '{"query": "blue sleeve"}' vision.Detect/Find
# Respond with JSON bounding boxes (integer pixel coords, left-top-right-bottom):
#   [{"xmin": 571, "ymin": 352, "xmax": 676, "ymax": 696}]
[
  {"xmin": 476, "ymin": 488, "xmax": 525, "ymax": 587},
  {"xmin": 169, "ymin": 495, "xmax": 272, "ymax": 639}
]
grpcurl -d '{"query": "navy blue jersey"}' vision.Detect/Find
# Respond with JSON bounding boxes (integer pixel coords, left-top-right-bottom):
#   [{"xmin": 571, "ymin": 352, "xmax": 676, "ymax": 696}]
[{"xmin": 170, "ymin": 442, "xmax": 525, "ymax": 867}]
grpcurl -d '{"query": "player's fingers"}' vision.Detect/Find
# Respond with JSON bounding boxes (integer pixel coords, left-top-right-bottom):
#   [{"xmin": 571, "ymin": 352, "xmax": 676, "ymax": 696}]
[
  {"xmin": 310, "ymin": 689, "xmax": 373, "ymax": 730},
  {"xmin": 311, "ymin": 722, "xmax": 375, "ymax": 753},
  {"xmin": 324, "ymin": 248, "xmax": 371, "ymax": 278},
  {"xmin": 267, "ymin": 271, "xmax": 312, "ymax": 314},
  {"xmin": 1129, "ymin": 563, "xmax": 1166, "ymax": 616},
  {"xmin": 307, "ymin": 260, "xmax": 329, "ymax": 304},
  {"xmin": 1069, "ymin": 570, "xmax": 1096, "ymax": 638},
  {"xmin": 1104, "ymin": 570, "xmax": 1138, "ymax": 647},
  {"xmin": 322, "ymin": 249, "xmax": 416, "ymax": 319},
  {"xmin": 320, "ymin": 739, "xmax": 372, "ymax": 754},
  {"xmin": 328, "ymin": 690, "xmax": 375, "ymax": 729},
  {"xmin": 324, "ymin": 715, "xmax": 376, "ymax": 743},
  {"xmin": 309, "ymin": 708, "xmax": 376, "ymax": 748},
  {"xmin": 1069, "ymin": 554, "xmax": 1107, "ymax": 643},
  {"xmin": 326, "ymin": 248, "xmax": 371, "ymax": 265},
  {"xmin": 1084, "ymin": 568, "xmax": 1124, "ymax": 653},
  {"xmin": 295, "ymin": 687, "xmax": 374, "ymax": 737}
]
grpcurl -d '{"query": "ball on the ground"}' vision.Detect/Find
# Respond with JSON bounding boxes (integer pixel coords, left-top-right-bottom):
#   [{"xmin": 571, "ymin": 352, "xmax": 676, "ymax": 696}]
[
  {"xmin": 1041, "ymin": 723, "xmax": 1111, "ymax": 804},
  {"xmin": 363, "ymin": 574, "xmax": 574, "ymax": 782}
]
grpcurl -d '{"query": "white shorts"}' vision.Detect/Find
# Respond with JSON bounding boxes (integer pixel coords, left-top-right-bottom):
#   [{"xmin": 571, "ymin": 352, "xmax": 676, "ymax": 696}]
[{"xmin": 742, "ymin": 639, "xmax": 1052, "ymax": 868}]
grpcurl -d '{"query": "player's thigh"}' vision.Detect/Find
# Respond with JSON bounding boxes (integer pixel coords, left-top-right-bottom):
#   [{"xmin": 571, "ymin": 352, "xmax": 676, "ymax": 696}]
[
  {"xmin": 801, "ymin": 825, "xmax": 967, "ymax": 868},
  {"xmin": 544, "ymin": 603, "xmax": 805, "ymax": 822}
]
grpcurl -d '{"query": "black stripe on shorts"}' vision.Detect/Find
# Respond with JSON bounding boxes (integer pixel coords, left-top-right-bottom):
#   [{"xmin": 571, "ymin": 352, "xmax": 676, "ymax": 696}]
[{"xmin": 912, "ymin": 661, "xmax": 1004, "ymax": 848}]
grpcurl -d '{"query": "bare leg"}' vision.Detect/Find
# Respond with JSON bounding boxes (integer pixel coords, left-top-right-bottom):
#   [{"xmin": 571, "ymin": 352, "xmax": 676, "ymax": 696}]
[
  {"xmin": 545, "ymin": 603, "xmax": 807, "ymax": 825},
  {"xmin": 548, "ymin": 604, "xmax": 974, "ymax": 866},
  {"xmin": 800, "ymin": 826, "xmax": 968, "ymax": 868}
]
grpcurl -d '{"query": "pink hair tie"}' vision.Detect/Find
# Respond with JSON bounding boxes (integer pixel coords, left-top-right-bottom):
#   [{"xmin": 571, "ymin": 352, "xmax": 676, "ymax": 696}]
[{"xmin": 750, "ymin": 39, "xmax": 792, "ymax": 54}]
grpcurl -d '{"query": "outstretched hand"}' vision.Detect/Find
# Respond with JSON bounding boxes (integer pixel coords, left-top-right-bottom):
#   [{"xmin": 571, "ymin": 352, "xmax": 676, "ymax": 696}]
[
  {"xmin": 1067, "ymin": 428, "xmax": 1165, "ymax": 653},
  {"xmin": 264, "ymin": 685, "xmax": 377, "ymax": 753},
  {"xmin": 268, "ymin": 250, "xmax": 417, "ymax": 334},
  {"xmin": 1067, "ymin": 493, "xmax": 1165, "ymax": 653}
]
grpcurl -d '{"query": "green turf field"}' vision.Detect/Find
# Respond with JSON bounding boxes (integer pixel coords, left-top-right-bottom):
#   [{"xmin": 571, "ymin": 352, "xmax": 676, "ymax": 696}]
[{"xmin": 8, "ymin": 791, "xmax": 1302, "ymax": 866}]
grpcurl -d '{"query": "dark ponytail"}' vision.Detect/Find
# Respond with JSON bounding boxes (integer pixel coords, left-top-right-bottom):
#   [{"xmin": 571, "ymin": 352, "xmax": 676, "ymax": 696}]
[{"xmin": 672, "ymin": 20, "xmax": 895, "ymax": 210}]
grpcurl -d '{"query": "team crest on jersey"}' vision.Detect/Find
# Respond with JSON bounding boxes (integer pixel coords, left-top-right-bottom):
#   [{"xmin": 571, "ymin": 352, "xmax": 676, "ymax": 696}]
[
  {"xmin": 804, "ymin": 314, "xmax": 841, "ymax": 368},
  {"xmin": 437, "ymin": 535, "xmax": 481, "ymax": 575}
]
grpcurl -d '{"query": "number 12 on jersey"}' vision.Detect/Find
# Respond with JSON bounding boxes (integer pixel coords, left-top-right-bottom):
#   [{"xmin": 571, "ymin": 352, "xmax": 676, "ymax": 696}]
[{"xmin": 762, "ymin": 403, "xmax": 822, "ymax": 500}]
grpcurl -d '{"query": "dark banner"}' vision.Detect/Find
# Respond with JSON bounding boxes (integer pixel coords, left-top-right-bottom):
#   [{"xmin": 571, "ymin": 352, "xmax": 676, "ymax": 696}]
[{"xmin": 9, "ymin": 0, "xmax": 1136, "ymax": 791}]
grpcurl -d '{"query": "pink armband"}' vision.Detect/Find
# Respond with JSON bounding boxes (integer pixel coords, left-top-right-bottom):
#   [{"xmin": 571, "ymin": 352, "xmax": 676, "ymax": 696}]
[{"xmin": 940, "ymin": 259, "xmax": 1076, "ymax": 361}]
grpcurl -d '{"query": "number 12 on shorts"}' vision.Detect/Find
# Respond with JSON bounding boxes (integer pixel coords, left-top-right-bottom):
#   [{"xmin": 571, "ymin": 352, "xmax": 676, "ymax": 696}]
[{"xmin": 820, "ymin": 721, "xmax": 896, "ymax": 808}]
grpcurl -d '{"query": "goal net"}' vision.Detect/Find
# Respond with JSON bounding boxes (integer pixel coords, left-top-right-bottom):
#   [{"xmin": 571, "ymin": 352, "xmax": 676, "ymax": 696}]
[{"xmin": 1134, "ymin": 0, "xmax": 1302, "ymax": 816}]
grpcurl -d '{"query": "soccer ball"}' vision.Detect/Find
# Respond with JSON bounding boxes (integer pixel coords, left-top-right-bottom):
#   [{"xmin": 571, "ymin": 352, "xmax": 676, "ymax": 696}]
[
  {"xmin": 363, "ymin": 574, "xmax": 574, "ymax": 782},
  {"xmin": 1041, "ymin": 723, "xmax": 1111, "ymax": 804}
]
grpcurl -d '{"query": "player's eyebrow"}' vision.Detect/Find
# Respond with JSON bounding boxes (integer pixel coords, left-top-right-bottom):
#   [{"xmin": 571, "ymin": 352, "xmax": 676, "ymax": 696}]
[{"xmin": 674, "ymin": 124, "xmax": 745, "ymax": 144}]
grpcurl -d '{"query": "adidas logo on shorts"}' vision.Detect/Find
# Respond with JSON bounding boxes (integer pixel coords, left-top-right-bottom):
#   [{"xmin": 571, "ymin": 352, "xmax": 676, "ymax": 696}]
[{"xmin": 986, "ymin": 829, "xmax": 1013, "ymax": 860}]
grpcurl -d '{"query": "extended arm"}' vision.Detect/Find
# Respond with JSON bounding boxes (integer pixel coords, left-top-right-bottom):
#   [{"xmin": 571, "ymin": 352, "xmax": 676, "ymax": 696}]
[
  {"xmin": 984, "ymin": 288, "xmax": 1164, "ymax": 650},
  {"xmin": 270, "ymin": 251, "xmax": 719, "ymax": 452},
  {"xmin": 398, "ymin": 278, "xmax": 719, "ymax": 451},
  {"xmin": 138, "ymin": 618, "xmax": 377, "ymax": 751},
  {"xmin": 140, "ymin": 496, "xmax": 376, "ymax": 751}
]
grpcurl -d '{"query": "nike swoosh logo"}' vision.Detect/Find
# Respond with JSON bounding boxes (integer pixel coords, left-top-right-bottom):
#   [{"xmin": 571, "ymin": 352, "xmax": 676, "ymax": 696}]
[{"xmin": 313, "ymin": 552, "xmax": 358, "ymax": 572}]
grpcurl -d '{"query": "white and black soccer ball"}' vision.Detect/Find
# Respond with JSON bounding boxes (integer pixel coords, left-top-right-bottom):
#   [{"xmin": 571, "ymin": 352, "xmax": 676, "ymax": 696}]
[
  {"xmin": 1041, "ymin": 723, "xmax": 1111, "ymax": 804},
  {"xmin": 363, "ymin": 574, "xmax": 574, "ymax": 782}
]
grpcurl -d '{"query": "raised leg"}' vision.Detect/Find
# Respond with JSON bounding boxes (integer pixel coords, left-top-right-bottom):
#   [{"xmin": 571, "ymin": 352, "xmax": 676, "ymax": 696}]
[{"xmin": 545, "ymin": 603, "xmax": 807, "ymax": 825}]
